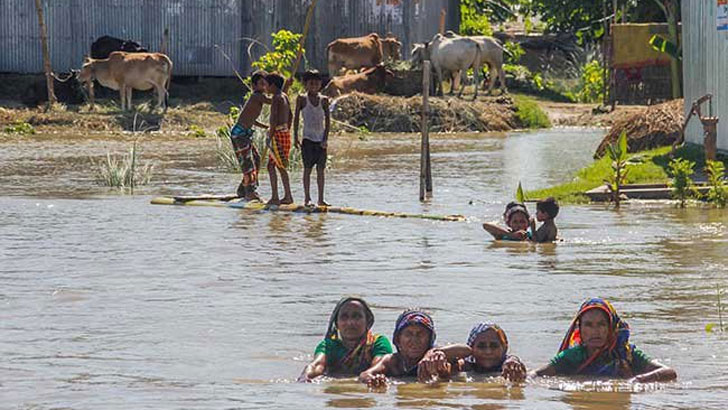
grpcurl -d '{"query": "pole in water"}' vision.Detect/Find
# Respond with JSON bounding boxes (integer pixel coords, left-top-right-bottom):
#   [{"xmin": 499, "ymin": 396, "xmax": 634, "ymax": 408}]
[{"xmin": 420, "ymin": 60, "xmax": 432, "ymax": 201}]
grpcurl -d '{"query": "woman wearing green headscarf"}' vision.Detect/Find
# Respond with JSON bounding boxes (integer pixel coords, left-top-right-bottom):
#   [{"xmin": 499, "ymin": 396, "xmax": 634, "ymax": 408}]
[{"xmin": 298, "ymin": 297, "xmax": 393, "ymax": 382}]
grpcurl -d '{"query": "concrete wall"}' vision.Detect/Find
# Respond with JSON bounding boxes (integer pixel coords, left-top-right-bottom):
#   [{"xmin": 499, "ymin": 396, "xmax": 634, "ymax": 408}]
[
  {"xmin": 0, "ymin": 0, "xmax": 458, "ymax": 76},
  {"xmin": 682, "ymin": 0, "xmax": 728, "ymax": 152}
]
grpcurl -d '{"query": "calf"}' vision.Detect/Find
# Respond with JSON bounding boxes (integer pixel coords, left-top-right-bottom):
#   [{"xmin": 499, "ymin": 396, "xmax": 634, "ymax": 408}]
[
  {"xmin": 381, "ymin": 35, "xmax": 402, "ymax": 62},
  {"xmin": 321, "ymin": 64, "xmax": 394, "ymax": 98},
  {"xmin": 326, "ymin": 33, "xmax": 383, "ymax": 75},
  {"xmin": 78, "ymin": 51, "xmax": 173, "ymax": 111}
]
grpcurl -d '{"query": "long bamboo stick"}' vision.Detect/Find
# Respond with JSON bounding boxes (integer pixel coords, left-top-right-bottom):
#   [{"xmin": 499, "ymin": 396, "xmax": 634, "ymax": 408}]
[{"xmin": 285, "ymin": 0, "xmax": 318, "ymax": 92}]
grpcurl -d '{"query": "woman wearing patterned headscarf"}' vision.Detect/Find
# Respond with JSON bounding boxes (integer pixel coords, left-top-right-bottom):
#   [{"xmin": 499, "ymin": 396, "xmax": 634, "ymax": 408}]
[
  {"xmin": 359, "ymin": 309, "xmax": 446, "ymax": 386},
  {"xmin": 533, "ymin": 298, "xmax": 677, "ymax": 382},
  {"xmin": 298, "ymin": 297, "xmax": 392, "ymax": 382}
]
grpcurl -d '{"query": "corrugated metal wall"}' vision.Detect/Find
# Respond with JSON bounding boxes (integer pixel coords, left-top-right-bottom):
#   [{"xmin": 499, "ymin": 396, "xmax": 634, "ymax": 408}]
[
  {"xmin": 682, "ymin": 0, "xmax": 728, "ymax": 152},
  {"xmin": 0, "ymin": 0, "xmax": 456, "ymax": 76}
]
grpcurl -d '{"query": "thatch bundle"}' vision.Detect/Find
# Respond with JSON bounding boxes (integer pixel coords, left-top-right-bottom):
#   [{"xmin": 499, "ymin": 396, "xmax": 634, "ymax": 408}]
[
  {"xmin": 330, "ymin": 92, "xmax": 517, "ymax": 133},
  {"xmin": 594, "ymin": 99, "xmax": 683, "ymax": 158}
]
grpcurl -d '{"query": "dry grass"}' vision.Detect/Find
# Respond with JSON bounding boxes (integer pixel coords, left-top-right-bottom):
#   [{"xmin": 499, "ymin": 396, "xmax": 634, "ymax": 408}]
[
  {"xmin": 330, "ymin": 92, "xmax": 518, "ymax": 133},
  {"xmin": 594, "ymin": 99, "xmax": 683, "ymax": 158}
]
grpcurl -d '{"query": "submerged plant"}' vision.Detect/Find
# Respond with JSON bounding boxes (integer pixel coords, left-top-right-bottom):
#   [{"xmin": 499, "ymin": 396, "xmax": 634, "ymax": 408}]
[
  {"xmin": 706, "ymin": 285, "xmax": 725, "ymax": 333},
  {"xmin": 604, "ymin": 131, "xmax": 630, "ymax": 208},
  {"xmin": 668, "ymin": 158, "xmax": 697, "ymax": 207},
  {"xmin": 95, "ymin": 141, "xmax": 154, "ymax": 193},
  {"xmin": 704, "ymin": 160, "xmax": 728, "ymax": 208}
]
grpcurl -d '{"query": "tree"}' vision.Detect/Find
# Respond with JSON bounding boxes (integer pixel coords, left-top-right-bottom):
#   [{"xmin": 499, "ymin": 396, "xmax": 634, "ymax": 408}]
[{"xmin": 650, "ymin": 0, "xmax": 681, "ymax": 99}]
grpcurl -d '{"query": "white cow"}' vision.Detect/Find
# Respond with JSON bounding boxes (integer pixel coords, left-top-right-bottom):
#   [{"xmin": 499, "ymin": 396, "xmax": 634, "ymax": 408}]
[
  {"xmin": 410, "ymin": 34, "xmax": 482, "ymax": 100},
  {"xmin": 444, "ymin": 31, "xmax": 507, "ymax": 94}
]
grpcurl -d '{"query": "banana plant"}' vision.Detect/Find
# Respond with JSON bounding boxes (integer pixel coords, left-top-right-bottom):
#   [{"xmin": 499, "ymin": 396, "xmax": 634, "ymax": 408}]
[{"xmin": 604, "ymin": 131, "xmax": 630, "ymax": 208}]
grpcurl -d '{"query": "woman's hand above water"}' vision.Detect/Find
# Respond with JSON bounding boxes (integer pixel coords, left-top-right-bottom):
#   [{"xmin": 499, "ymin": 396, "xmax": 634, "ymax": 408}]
[{"xmin": 501, "ymin": 356, "xmax": 527, "ymax": 382}]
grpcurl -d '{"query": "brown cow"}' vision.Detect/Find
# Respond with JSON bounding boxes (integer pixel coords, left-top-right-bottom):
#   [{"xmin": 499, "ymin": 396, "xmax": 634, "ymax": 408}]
[
  {"xmin": 78, "ymin": 51, "xmax": 173, "ymax": 111},
  {"xmin": 381, "ymin": 35, "xmax": 402, "ymax": 62},
  {"xmin": 326, "ymin": 33, "xmax": 383, "ymax": 75},
  {"xmin": 321, "ymin": 64, "xmax": 394, "ymax": 98}
]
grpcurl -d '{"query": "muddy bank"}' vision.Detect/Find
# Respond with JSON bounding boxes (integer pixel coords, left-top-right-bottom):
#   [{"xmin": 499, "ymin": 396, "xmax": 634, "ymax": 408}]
[
  {"xmin": 331, "ymin": 92, "xmax": 519, "ymax": 133},
  {"xmin": 594, "ymin": 99, "xmax": 683, "ymax": 158}
]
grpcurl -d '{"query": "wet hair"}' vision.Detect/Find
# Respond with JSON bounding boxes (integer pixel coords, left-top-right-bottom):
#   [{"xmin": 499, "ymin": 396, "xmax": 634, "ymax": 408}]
[
  {"xmin": 302, "ymin": 69, "xmax": 322, "ymax": 83},
  {"xmin": 265, "ymin": 72, "xmax": 285, "ymax": 90},
  {"xmin": 250, "ymin": 70, "xmax": 268, "ymax": 86},
  {"xmin": 537, "ymin": 197, "xmax": 559, "ymax": 219},
  {"xmin": 503, "ymin": 202, "xmax": 529, "ymax": 223}
]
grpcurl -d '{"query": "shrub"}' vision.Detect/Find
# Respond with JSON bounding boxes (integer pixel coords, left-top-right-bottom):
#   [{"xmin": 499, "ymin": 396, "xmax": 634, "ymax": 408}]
[
  {"xmin": 513, "ymin": 95, "xmax": 551, "ymax": 129},
  {"xmin": 251, "ymin": 30, "xmax": 303, "ymax": 78},
  {"xmin": 604, "ymin": 131, "xmax": 630, "ymax": 208},
  {"xmin": 668, "ymin": 157, "xmax": 697, "ymax": 207},
  {"xmin": 3, "ymin": 121, "xmax": 35, "ymax": 135},
  {"xmin": 577, "ymin": 60, "xmax": 605, "ymax": 103},
  {"xmin": 705, "ymin": 160, "xmax": 728, "ymax": 208},
  {"xmin": 504, "ymin": 41, "xmax": 525, "ymax": 65}
]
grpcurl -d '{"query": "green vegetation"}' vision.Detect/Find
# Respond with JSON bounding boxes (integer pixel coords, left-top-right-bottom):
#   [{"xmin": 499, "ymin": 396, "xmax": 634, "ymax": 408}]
[
  {"xmin": 503, "ymin": 41, "xmax": 525, "ymax": 65},
  {"xmin": 3, "ymin": 121, "xmax": 35, "ymax": 135},
  {"xmin": 251, "ymin": 30, "xmax": 303, "ymax": 78},
  {"xmin": 604, "ymin": 131, "xmax": 630, "ymax": 208},
  {"xmin": 526, "ymin": 145, "xmax": 676, "ymax": 203},
  {"xmin": 94, "ymin": 141, "xmax": 154, "ymax": 193},
  {"xmin": 187, "ymin": 124, "xmax": 207, "ymax": 138},
  {"xmin": 460, "ymin": 0, "xmax": 494, "ymax": 35},
  {"xmin": 512, "ymin": 94, "xmax": 551, "ymax": 129},
  {"xmin": 668, "ymin": 158, "xmax": 697, "ymax": 207},
  {"xmin": 575, "ymin": 60, "xmax": 605, "ymax": 103},
  {"xmin": 705, "ymin": 160, "xmax": 728, "ymax": 208},
  {"xmin": 706, "ymin": 284, "xmax": 725, "ymax": 333}
]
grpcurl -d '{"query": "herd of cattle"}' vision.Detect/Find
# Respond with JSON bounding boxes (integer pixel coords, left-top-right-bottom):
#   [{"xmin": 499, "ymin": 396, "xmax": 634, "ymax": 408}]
[{"xmin": 25, "ymin": 31, "xmax": 507, "ymax": 108}]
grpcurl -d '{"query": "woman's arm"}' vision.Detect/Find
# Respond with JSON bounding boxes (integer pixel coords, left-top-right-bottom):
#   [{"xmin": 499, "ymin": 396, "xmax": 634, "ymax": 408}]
[
  {"xmin": 530, "ymin": 363, "xmax": 557, "ymax": 378},
  {"xmin": 359, "ymin": 354, "xmax": 394, "ymax": 386},
  {"xmin": 483, "ymin": 223, "xmax": 526, "ymax": 240},
  {"xmin": 298, "ymin": 353, "xmax": 327, "ymax": 382},
  {"xmin": 630, "ymin": 359, "xmax": 677, "ymax": 383}
]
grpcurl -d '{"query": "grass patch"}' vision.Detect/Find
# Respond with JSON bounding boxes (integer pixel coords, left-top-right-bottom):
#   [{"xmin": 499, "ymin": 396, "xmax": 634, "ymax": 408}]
[
  {"xmin": 3, "ymin": 120, "xmax": 35, "ymax": 135},
  {"xmin": 526, "ymin": 146, "xmax": 679, "ymax": 203},
  {"xmin": 94, "ymin": 142, "xmax": 154, "ymax": 192},
  {"xmin": 512, "ymin": 94, "xmax": 551, "ymax": 129}
]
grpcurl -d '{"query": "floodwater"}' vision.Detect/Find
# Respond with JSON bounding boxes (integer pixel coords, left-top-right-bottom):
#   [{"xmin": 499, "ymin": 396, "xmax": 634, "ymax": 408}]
[{"xmin": 1, "ymin": 128, "xmax": 727, "ymax": 409}]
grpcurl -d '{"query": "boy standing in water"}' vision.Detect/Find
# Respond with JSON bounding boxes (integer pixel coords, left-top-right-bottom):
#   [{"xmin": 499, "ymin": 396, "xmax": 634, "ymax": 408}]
[
  {"xmin": 230, "ymin": 70, "xmax": 271, "ymax": 200},
  {"xmin": 265, "ymin": 72, "xmax": 294, "ymax": 205},
  {"xmin": 530, "ymin": 197, "xmax": 559, "ymax": 242},
  {"xmin": 294, "ymin": 70, "xmax": 331, "ymax": 206}
]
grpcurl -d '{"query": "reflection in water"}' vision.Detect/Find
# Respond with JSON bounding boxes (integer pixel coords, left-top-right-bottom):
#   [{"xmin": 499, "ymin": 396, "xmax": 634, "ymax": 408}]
[{"xmin": 2, "ymin": 129, "xmax": 727, "ymax": 409}]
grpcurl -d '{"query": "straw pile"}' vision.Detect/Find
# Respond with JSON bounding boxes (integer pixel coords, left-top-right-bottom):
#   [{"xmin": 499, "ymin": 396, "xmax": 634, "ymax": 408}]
[
  {"xmin": 594, "ymin": 99, "xmax": 683, "ymax": 158},
  {"xmin": 330, "ymin": 92, "xmax": 518, "ymax": 133}
]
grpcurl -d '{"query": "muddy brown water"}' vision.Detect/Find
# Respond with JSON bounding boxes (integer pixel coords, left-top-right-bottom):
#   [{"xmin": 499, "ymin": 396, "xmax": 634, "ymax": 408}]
[{"xmin": 1, "ymin": 129, "xmax": 727, "ymax": 409}]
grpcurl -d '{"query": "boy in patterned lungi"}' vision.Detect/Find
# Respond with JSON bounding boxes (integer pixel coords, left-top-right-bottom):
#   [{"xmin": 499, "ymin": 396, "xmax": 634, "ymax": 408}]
[
  {"xmin": 264, "ymin": 73, "xmax": 294, "ymax": 205},
  {"xmin": 230, "ymin": 70, "xmax": 271, "ymax": 200}
]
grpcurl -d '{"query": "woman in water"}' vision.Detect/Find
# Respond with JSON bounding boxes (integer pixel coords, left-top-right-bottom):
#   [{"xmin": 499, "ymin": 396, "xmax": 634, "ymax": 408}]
[
  {"xmin": 298, "ymin": 297, "xmax": 393, "ymax": 382},
  {"xmin": 532, "ymin": 298, "xmax": 677, "ymax": 382}
]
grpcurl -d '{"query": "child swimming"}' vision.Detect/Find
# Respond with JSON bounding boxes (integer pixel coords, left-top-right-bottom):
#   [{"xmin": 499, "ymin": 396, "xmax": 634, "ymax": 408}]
[
  {"xmin": 359, "ymin": 309, "xmax": 447, "ymax": 386},
  {"xmin": 483, "ymin": 202, "xmax": 531, "ymax": 241},
  {"xmin": 530, "ymin": 197, "xmax": 559, "ymax": 243},
  {"xmin": 298, "ymin": 297, "xmax": 393, "ymax": 382},
  {"xmin": 532, "ymin": 298, "xmax": 677, "ymax": 382}
]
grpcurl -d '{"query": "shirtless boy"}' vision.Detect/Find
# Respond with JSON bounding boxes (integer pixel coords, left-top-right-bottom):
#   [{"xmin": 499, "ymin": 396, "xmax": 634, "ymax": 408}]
[
  {"xmin": 265, "ymin": 73, "xmax": 294, "ymax": 205},
  {"xmin": 230, "ymin": 70, "xmax": 271, "ymax": 200}
]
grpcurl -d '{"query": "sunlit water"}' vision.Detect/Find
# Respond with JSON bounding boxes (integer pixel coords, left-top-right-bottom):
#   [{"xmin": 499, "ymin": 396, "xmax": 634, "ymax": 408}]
[{"xmin": 1, "ymin": 128, "xmax": 727, "ymax": 409}]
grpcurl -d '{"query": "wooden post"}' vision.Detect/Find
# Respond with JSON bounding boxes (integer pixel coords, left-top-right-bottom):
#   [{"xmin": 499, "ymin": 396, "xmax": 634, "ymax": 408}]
[
  {"xmin": 420, "ymin": 61, "xmax": 432, "ymax": 201},
  {"xmin": 34, "ymin": 0, "xmax": 56, "ymax": 107},
  {"xmin": 160, "ymin": 27, "xmax": 169, "ymax": 54},
  {"xmin": 439, "ymin": 9, "xmax": 446, "ymax": 35}
]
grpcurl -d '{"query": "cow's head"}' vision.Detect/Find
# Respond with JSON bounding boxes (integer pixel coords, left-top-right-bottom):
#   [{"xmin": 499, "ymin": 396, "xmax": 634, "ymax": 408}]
[
  {"xmin": 410, "ymin": 43, "xmax": 429, "ymax": 67},
  {"xmin": 382, "ymin": 37, "xmax": 402, "ymax": 61},
  {"xmin": 368, "ymin": 64, "xmax": 394, "ymax": 90},
  {"xmin": 77, "ymin": 56, "xmax": 97, "ymax": 84},
  {"xmin": 120, "ymin": 39, "xmax": 146, "ymax": 53}
]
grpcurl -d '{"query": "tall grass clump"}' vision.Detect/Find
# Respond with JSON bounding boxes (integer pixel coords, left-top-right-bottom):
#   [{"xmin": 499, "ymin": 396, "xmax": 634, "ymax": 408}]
[
  {"xmin": 512, "ymin": 95, "xmax": 551, "ymax": 129},
  {"xmin": 95, "ymin": 141, "xmax": 154, "ymax": 193},
  {"xmin": 668, "ymin": 158, "xmax": 697, "ymax": 207},
  {"xmin": 604, "ymin": 131, "xmax": 630, "ymax": 208},
  {"xmin": 705, "ymin": 160, "xmax": 728, "ymax": 208}
]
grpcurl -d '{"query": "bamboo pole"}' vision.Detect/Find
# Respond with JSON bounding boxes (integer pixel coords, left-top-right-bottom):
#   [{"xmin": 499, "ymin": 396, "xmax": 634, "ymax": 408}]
[
  {"xmin": 285, "ymin": 0, "xmax": 318, "ymax": 93},
  {"xmin": 420, "ymin": 61, "xmax": 432, "ymax": 201},
  {"xmin": 34, "ymin": 0, "xmax": 56, "ymax": 107},
  {"xmin": 439, "ymin": 9, "xmax": 446, "ymax": 35}
]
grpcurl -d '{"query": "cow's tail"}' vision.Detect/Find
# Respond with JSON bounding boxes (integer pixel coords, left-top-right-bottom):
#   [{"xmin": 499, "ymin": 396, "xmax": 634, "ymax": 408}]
[{"xmin": 164, "ymin": 57, "xmax": 173, "ymax": 109}]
